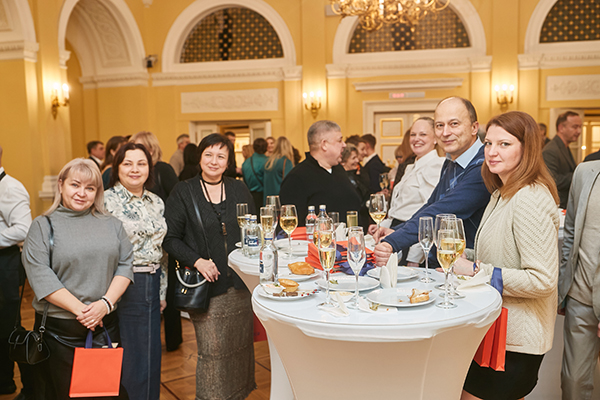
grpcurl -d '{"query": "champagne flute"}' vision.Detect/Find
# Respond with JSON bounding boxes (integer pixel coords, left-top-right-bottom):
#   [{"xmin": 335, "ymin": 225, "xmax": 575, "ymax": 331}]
[
  {"xmin": 318, "ymin": 218, "xmax": 336, "ymax": 308},
  {"xmin": 347, "ymin": 227, "xmax": 366, "ymax": 309},
  {"xmin": 433, "ymin": 213, "xmax": 456, "ymax": 279},
  {"xmin": 280, "ymin": 205, "xmax": 298, "ymax": 258},
  {"xmin": 445, "ymin": 218, "xmax": 466, "ymax": 299},
  {"xmin": 236, "ymin": 203, "xmax": 248, "ymax": 255},
  {"xmin": 346, "ymin": 211, "xmax": 358, "ymax": 228},
  {"xmin": 260, "ymin": 206, "xmax": 276, "ymax": 239},
  {"xmin": 418, "ymin": 217, "xmax": 435, "ymax": 283},
  {"xmin": 436, "ymin": 227, "xmax": 458, "ymax": 309},
  {"xmin": 265, "ymin": 196, "xmax": 281, "ymax": 232},
  {"xmin": 369, "ymin": 193, "xmax": 387, "ymax": 232}
]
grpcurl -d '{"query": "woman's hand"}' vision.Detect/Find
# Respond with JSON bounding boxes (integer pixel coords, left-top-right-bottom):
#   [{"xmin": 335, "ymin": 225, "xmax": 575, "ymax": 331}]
[
  {"xmin": 453, "ymin": 257, "xmax": 475, "ymax": 276},
  {"xmin": 77, "ymin": 301, "xmax": 108, "ymax": 331},
  {"xmin": 194, "ymin": 258, "xmax": 220, "ymax": 282}
]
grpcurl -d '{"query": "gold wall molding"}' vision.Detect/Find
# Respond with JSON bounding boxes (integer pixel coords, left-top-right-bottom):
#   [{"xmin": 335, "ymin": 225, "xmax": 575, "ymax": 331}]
[
  {"xmin": 0, "ymin": 0, "xmax": 38, "ymax": 61},
  {"xmin": 353, "ymin": 78, "xmax": 464, "ymax": 93},
  {"xmin": 519, "ymin": 51, "xmax": 600, "ymax": 70},
  {"xmin": 152, "ymin": 65, "xmax": 301, "ymax": 86},
  {"xmin": 181, "ymin": 88, "xmax": 279, "ymax": 113},
  {"xmin": 546, "ymin": 74, "xmax": 600, "ymax": 101},
  {"xmin": 79, "ymin": 72, "xmax": 149, "ymax": 89}
]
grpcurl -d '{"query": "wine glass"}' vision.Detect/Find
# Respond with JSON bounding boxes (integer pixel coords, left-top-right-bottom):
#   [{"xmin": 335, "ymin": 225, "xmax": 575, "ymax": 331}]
[
  {"xmin": 317, "ymin": 218, "xmax": 336, "ymax": 308},
  {"xmin": 444, "ymin": 218, "xmax": 466, "ymax": 299},
  {"xmin": 280, "ymin": 205, "xmax": 298, "ymax": 258},
  {"xmin": 418, "ymin": 217, "xmax": 435, "ymax": 283},
  {"xmin": 260, "ymin": 206, "xmax": 276, "ymax": 239},
  {"xmin": 436, "ymin": 227, "xmax": 458, "ymax": 309},
  {"xmin": 265, "ymin": 195, "xmax": 281, "ymax": 232},
  {"xmin": 236, "ymin": 203, "xmax": 248, "ymax": 255},
  {"xmin": 433, "ymin": 213, "xmax": 456, "ymax": 280},
  {"xmin": 346, "ymin": 211, "xmax": 358, "ymax": 228},
  {"xmin": 379, "ymin": 172, "xmax": 390, "ymax": 191},
  {"xmin": 330, "ymin": 212, "xmax": 340, "ymax": 231},
  {"xmin": 347, "ymin": 227, "xmax": 366, "ymax": 309},
  {"xmin": 369, "ymin": 193, "xmax": 387, "ymax": 233}
]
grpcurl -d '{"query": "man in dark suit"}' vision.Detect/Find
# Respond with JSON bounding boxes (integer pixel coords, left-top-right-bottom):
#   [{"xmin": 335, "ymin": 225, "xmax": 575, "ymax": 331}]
[
  {"xmin": 361, "ymin": 134, "xmax": 390, "ymax": 193},
  {"xmin": 542, "ymin": 111, "xmax": 582, "ymax": 208},
  {"xmin": 86, "ymin": 140, "xmax": 104, "ymax": 168}
]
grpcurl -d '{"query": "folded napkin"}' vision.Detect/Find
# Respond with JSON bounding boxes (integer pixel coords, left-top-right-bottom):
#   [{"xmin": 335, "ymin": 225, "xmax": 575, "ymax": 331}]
[
  {"xmin": 335, "ymin": 223, "xmax": 347, "ymax": 241},
  {"xmin": 380, "ymin": 252, "xmax": 398, "ymax": 289},
  {"xmin": 457, "ymin": 269, "xmax": 490, "ymax": 291},
  {"xmin": 276, "ymin": 226, "xmax": 307, "ymax": 240},
  {"xmin": 318, "ymin": 292, "xmax": 350, "ymax": 317},
  {"xmin": 357, "ymin": 296, "xmax": 392, "ymax": 313}
]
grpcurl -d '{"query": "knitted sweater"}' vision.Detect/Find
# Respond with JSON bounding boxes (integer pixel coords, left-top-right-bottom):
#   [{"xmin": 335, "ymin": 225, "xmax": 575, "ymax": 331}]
[{"xmin": 475, "ymin": 184, "xmax": 559, "ymax": 355}]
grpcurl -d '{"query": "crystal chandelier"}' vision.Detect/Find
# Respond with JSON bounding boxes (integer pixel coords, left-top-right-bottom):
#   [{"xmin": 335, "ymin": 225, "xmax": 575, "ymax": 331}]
[{"xmin": 331, "ymin": 0, "xmax": 451, "ymax": 32}]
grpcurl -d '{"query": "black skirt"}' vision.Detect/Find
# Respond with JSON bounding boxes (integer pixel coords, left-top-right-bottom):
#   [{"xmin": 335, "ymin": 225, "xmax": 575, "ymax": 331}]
[{"xmin": 463, "ymin": 351, "xmax": 544, "ymax": 400}]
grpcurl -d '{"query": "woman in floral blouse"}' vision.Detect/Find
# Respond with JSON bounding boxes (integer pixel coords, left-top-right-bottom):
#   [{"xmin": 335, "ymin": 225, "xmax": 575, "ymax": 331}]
[{"xmin": 104, "ymin": 142, "xmax": 167, "ymax": 400}]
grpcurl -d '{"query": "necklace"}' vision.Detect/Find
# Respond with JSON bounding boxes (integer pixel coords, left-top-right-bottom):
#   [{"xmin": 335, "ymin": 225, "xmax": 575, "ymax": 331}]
[
  {"xmin": 201, "ymin": 176, "xmax": 223, "ymax": 185},
  {"xmin": 200, "ymin": 178, "xmax": 227, "ymax": 237}
]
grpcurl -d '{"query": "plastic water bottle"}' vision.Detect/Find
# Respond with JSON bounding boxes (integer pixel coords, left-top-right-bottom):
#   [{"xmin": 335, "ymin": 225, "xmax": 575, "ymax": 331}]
[
  {"xmin": 317, "ymin": 204, "xmax": 328, "ymax": 220},
  {"xmin": 305, "ymin": 206, "xmax": 318, "ymax": 241},
  {"xmin": 245, "ymin": 215, "xmax": 261, "ymax": 259},
  {"xmin": 259, "ymin": 231, "xmax": 278, "ymax": 286},
  {"xmin": 242, "ymin": 214, "xmax": 251, "ymax": 256}
]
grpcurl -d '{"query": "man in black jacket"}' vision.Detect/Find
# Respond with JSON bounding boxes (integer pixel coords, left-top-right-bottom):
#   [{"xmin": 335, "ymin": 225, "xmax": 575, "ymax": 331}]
[
  {"xmin": 279, "ymin": 120, "xmax": 361, "ymax": 225},
  {"xmin": 361, "ymin": 134, "xmax": 390, "ymax": 193}
]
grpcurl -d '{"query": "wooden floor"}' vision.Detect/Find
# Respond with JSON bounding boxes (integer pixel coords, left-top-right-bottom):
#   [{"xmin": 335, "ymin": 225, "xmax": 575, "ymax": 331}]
[{"xmin": 1, "ymin": 283, "xmax": 271, "ymax": 400}]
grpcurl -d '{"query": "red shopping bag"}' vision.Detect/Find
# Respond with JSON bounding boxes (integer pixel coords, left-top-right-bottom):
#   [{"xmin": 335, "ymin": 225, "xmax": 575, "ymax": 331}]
[
  {"xmin": 474, "ymin": 307, "xmax": 507, "ymax": 371},
  {"xmin": 69, "ymin": 328, "xmax": 124, "ymax": 398},
  {"xmin": 490, "ymin": 307, "xmax": 508, "ymax": 371}
]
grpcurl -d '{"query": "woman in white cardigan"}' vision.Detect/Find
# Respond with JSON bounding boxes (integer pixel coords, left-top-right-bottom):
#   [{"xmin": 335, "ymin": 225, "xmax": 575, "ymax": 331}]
[
  {"xmin": 454, "ymin": 111, "xmax": 560, "ymax": 400},
  {"xmin": 369, "ymin": 117, "xmax": 444, "ymax": 265}
]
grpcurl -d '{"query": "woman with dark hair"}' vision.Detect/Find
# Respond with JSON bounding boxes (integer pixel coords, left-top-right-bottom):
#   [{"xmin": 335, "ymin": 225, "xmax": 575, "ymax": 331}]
[
  {"xmin": 105, "ymin": 142, "xmax": 167, "ymax": 400},
  {"xmin": 22, "ymin": 158, "xmax": 133, "ymax": 399},
  {"xmin": 241, "ymin": 137, "xmax": 268, "ymax": 208},
  {"xmin": 453, "ymin": 111, "xmax": 560, "ymax": 400},
  {"xmin": 101, "ymin": 135, "xmax": 128, "ymax": 189},
  {"xmin": 178, "ymin": 143, "xmax": 200, "ymax": 181},
  {"xmin": 163, "ymin": 133, "xmax": 256, "ymax": 400}
]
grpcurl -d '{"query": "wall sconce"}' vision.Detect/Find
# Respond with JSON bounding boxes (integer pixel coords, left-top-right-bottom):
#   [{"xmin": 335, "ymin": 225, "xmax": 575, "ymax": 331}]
[
  {"xmin": 494, "ymin": 84, "xmax": 514, "ymax": 111},
  {"xmin": 51, "ymin": 83, "xmax": 70, "ymax": 119},
  {"xmin": 303, "ymin": 91, "xmax": 322, "ymax": 118}
]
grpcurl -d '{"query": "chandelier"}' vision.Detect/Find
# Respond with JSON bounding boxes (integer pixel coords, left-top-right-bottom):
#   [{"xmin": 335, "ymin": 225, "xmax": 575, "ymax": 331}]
[{"xmin": 331, "ymin": 0, "xmax": 451, "ymax": 32}]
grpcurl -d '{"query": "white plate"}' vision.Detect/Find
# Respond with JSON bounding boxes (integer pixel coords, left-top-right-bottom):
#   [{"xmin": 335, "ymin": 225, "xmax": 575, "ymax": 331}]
[
  {"xmin": 316, "ymin": 275, "xmax": 379, "ymax": 292},
  {"xmin": 366, "ymin": 288, "xmax": 436, "ymax": 308},
  {"xmin": 256, "ymin": 286, "xmax": 315, "ymax": 301},
  {"xmin": 278, "ymin": 268, "xmax": 320, "ymax": 282},
  {"xmin": 274, "ymin": 239, "xmax": 309, "ymax": 256},
  {"xmin": 235, "ymin": 242, "xmax": 242, "ymax": 248},
  {"xmin": 367, "ymin": 267, "xmax": 419, "ymax": 281}
]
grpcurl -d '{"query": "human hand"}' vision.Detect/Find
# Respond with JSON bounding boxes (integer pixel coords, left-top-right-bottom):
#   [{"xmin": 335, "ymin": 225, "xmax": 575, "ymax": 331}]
[
  {"xmin": 373, "ymin": 227, "xmax": 394, "ymax": 242},
  {"xmin": 367, "ymin": 224, "xmax": 378, "ymax": 235},
  {"xmin": 597, "ymin": 322, "xmax": 600, "ymax": 338},
  {"xmin": 77, "ymin": 301, "xmax": 108, "ymax": 331},
  {"xmin": 160, "ymin": 300, "xmax": 167, "ymax": 312},
  {"xmin": 374, "ymin": 242, "xmax": 394, "ymax": 266},
  {"xmin": 194, "ymin": 258, "xmax": 220, "ymax": 282},
  {"xmin": 453, "ymin": 257, "xmax": 475, "ymax": 276}
]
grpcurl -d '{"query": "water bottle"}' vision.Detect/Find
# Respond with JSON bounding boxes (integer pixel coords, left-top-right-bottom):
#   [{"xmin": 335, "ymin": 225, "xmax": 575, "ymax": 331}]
[
  {"xmin": 242, "ymin": 214, "xmax": 251, "ymax": 256},
  {"xmin": 317, "ymin": 204, "xmax": 328, "ymax": 220},
  {"xmin": 245, "ymin": 215, "xmax": 261, "ymax": 259},
  {"xmin": 259, "ymin": 231, "xmax": 278, "ymax": 286},
  {"xmin": 305, "ymin": 206, "xmax": 318, "ymax": 241}
]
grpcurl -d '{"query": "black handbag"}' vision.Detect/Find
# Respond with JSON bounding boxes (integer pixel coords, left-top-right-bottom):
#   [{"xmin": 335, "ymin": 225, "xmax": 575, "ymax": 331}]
[
  {"xmin": 173, "ymin": 183, "xmax": 211, "ymax": 312},
  {"xmin": 8, "ymin": 216, "xmax": 53, "ymax": 365}
]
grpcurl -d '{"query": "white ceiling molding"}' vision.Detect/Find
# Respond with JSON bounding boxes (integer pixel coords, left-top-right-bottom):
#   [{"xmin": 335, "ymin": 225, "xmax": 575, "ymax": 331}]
[
  {"xmin": 354, "ymin": 78, "xmax": 464, "ymax": 93},
  {"xmin": 158, "ymin": 0, "xmax": 298, "ymax": 85},
  {"xmin": 521, "ymin": 0, "xmax": 600, "ymax": 69},
  {"xmin": 59, "ymin": 0, "xmax": 147, "ymax": 87},
  {"xmin": 329, "ymin": 0, "xmax": 487, "ymax": 79},
  {"xmin": 0, "ymin": 0, "xmax": 38, "ymax": 61}
]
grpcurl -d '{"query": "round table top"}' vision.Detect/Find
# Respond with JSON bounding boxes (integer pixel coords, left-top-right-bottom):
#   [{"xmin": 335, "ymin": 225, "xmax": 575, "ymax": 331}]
[{"xmin": 252, "ymin": 270, "xmax": 502, "ymax": 342}]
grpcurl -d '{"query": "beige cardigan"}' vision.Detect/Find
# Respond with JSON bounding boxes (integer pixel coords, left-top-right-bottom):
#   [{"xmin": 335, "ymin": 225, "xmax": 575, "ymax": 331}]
[{"xmin": 474, "ymin": 184, "xmax": 559, "ymax": 355}]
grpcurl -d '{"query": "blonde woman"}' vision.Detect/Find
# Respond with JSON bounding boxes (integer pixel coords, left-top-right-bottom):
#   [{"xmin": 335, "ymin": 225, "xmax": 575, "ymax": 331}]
[{"xmin": 263, "ymin": 136, "xmax": 294, "ymax": 202}]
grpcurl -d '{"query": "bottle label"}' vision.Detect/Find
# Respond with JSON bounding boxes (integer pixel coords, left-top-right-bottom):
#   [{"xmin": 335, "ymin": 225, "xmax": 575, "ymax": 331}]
[{"xmin": 248, "ymin": 236, "xmax": 259, "ymax": 246}]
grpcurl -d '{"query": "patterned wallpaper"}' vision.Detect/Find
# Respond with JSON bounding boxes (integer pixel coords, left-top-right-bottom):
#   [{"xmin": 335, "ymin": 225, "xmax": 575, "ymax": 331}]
[
  {"xmin": 349, "ymin": 7, "xmax": 470, "ymax": 53},
  {"xmin": 181, "ymin": 7, "xmax": 283, "ymax": 63},
  {"xmin": 540, "ymin": 0, "xmax": 600, "ymax": 43}
]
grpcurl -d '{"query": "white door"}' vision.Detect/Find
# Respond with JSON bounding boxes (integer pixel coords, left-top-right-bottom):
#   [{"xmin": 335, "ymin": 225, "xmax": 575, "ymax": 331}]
[
  {"xmin": 189, "ymin": 122, "xmax": 218, "ymax": 144},
  {"xmin": 249, "ymin": 121, "xmax": 272, "ymax": 139}
]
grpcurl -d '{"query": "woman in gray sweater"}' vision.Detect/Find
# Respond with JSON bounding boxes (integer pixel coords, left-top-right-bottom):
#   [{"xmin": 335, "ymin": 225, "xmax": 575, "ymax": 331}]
[{"xmin": 22, "ymin": 158, "xmax": 133, "ymax": 400}]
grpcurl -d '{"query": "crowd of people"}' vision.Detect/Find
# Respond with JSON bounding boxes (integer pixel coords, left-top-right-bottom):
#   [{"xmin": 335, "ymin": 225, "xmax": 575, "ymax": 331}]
[{"xmin": 0, "ymin": 96, "xmax": 598, "ymax": 400}]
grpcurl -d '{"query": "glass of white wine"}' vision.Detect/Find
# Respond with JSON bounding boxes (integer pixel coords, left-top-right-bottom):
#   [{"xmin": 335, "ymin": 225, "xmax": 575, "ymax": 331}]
[
  {"xmin": 265, "ymin": 195, "xmax": 281, "ymax": 232},
  {"xmin": 369, "ymin": 193, "xmax": 387, "ymax": 232},
  {"xmin": 436, "ymin": 227, "xmax": 458, "ymax": 309},
  {"xmin": 260, "ymin": 206, "xmax": 276, "ymax": 239},
  {"xmin": 236, "ymin": 203, "xmax": 248, "ymax": 255},
  {"xmin": 347, "ymin": 226, "xmax": 366, "ymax": 309},
  {"xmin": 280, "ymin": 205, "xmax": 298, "ymax": 258},
  {"xmin": 433, "ymin": 213, "xmax": 456, "ymax": 281},
  {"xmin": 318, "ymin": 218, "xmax": 336, "ymax": 308},
  {"xmin": 346, "ymin": 211, "xmax": 358, "ymax": 228},
  {"xmin": 444, "ymin": 218, "xmax": 466, "ymax": 299},
  {"xmin": 418, "ymin": 216, "xmax": 435, "ymax": 283}
]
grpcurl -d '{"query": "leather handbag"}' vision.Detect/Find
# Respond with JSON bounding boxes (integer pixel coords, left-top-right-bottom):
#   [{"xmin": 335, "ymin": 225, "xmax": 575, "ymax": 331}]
[
  {"xmin": 8, "ymin": 216, "xmax": 53, "ymax": 365},
  {"xmin": 173, "ymin": 183, "xmax": 211, "ymax": 312}
]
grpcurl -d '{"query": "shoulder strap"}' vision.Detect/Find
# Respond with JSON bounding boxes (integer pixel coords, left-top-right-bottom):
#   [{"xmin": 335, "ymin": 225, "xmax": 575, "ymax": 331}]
[
  {"xmin": 282, "ymin": 158, "xmax": 287, "ymax": 180},
  {"xmin": 186, "ymin": 181, "xmax": 213, "ymax": 258},
  {"xmin": 0, "ymin": 171, "xmax": 6, "ymax": 182}
]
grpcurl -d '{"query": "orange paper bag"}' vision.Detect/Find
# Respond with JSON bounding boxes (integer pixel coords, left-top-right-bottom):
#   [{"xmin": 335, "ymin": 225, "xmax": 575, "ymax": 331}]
[
  {"xmin": 490, "ymin": 307, "xmax": 508, "ymax": 371},
  {"xmin": 69, "ymin": 328, "xmax": 123, "ymax": 398},
  {"xmin": 473, "ymin": 318, "xmax": 496, "ymax": 368}
]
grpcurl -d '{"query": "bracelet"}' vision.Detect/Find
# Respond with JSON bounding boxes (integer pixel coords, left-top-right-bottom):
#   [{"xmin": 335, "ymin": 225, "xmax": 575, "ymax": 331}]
[
  {"xmin": 100, "ymin": 298, "xmax": 111, "ymax": 314},
  {"xmin": 102, "ymin": 296, "xmax": 115, "ymax": 312}
]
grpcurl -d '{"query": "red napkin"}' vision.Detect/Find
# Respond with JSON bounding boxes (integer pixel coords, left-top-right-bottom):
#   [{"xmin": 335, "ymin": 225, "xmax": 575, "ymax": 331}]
[{"xmin": 291, "ymin": 227, "xmax": 306, "ymax": 240}]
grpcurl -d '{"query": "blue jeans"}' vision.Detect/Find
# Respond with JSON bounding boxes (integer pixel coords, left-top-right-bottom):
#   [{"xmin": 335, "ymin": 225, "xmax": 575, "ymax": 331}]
[{"xmin": 117, "ymin": 272, "xmax": 161, "ymax": 400}]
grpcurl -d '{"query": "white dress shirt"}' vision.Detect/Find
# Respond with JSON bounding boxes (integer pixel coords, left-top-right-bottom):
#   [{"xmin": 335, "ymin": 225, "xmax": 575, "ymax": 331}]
[
  {"xmin": 383, "ymin": 150, "xmax": 444, "ymax": 263},
  {"xmin": 0, "ymin": 167, "xmax": 32, "ymax": 248}
]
